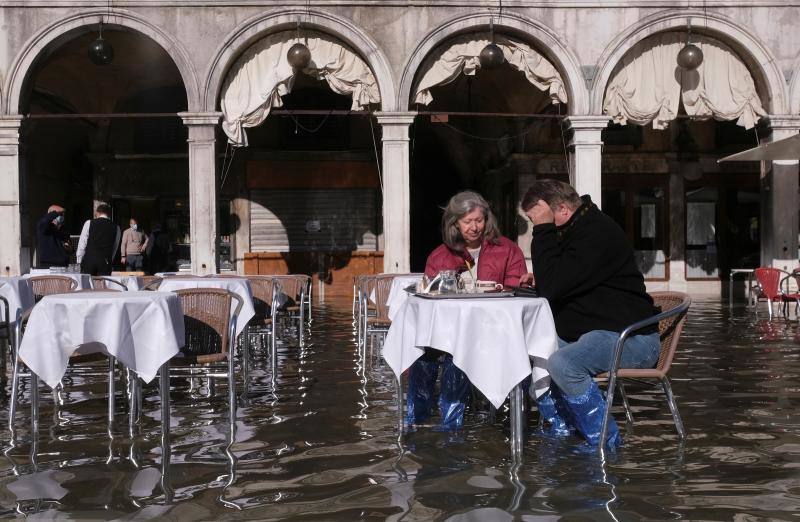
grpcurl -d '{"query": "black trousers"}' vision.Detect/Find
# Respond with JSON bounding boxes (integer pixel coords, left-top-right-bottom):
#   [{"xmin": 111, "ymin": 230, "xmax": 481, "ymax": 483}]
[{"xmin": 80, "ymin": 256, "xmax": 112, "ymax": 276}]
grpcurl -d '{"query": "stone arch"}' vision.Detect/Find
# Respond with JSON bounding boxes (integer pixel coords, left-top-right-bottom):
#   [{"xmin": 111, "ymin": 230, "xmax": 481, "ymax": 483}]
[
  {"xmin": 203, "ymin": 8, "xmax": 396, "ymax": 113},
  {"xmin": 398, "ymin": 12, "xmax": 589, "ymax": 114},
  {"xmin": 788, "ymin": 51, "xmax": 800, "ymax": 115},
  {"xmin": 592, "ymin": 9, "xmax": 787, "ymax": 116},
  {"xmin": 2, "ymin": 8, "xmax": 201, "ymax": 115}
]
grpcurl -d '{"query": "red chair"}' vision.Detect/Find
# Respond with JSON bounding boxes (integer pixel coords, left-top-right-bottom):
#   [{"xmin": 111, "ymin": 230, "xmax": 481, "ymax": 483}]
[
  {"xmin": 780, "ymin": 269, "xmax": 800, "ymax": 318},
  {"xmin": 753, "ymin": 268, "xmax": 784, "ymax": 319}
]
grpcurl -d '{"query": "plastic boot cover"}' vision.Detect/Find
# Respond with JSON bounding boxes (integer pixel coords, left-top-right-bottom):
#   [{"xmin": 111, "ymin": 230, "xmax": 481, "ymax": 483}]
[
  {"xmin": 562, "ymin": 381, "xmax": 622, "ymax": 449},
  {"xmin": 437, "ymin": 355, "xmax": 471, "ymax": 431},
  {"xmin": 536, "ymin": 388, "xmax": 573, "ymax": 437},
  {"xmin": 406, "ymin": 356, "xmax": 439, "ymax": 426}
]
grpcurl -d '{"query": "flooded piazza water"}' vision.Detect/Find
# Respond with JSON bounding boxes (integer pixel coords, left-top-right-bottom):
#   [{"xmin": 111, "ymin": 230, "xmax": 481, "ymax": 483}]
[{"xmin": 2, "ymin": 297, "xmax": 800, "ymax": 520}]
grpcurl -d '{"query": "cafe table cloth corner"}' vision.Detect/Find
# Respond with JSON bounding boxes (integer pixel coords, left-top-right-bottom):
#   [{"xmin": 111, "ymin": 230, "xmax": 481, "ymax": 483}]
[
  {"xmin": 382, "ymin": 295, "xmax": 559, "ymax": 409},
  {"xmin": 18, "ymin": 291, "xmax": 185, "ymax": 389}
]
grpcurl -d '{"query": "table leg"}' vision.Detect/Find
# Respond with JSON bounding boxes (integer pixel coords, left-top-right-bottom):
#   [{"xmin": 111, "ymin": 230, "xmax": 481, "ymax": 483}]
[
  {"xmin": 30, "ymin": 372, "xmax": 39, "ymax": 435},
  {"xmin": 729, "ymin": 275, "xmax": 734, "ymax": 308},
  {"xmin": 509, "ymin": 383, "xmax": 526, "ymax": 460},
  {"xmin": 108, "ymin": 356, "xmax": 116, "ymax": 427},
  {"xmin": 159, "ymin": 361, "xmax": 170, "ymax": 435},
  {"xmin": 396, "ymin": 375, "xmax": 404, "ymax": 444}
]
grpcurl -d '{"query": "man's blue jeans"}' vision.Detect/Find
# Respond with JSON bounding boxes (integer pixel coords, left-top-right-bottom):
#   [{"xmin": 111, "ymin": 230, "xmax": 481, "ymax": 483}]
[{"xmin": 548, "ymin": 330, "xmax": 660, "ymax": 397}]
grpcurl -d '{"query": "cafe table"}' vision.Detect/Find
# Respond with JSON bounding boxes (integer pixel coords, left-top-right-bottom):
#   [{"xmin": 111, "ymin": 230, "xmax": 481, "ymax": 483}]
[
  {"xmin": 24, "ymin": 270, "xmax": 93, "ymax": 290},
  {"xmin": 0, "ymin": 277, "xmax": 35, "ymax": 325},
  {"xmin": 17, "ymin": 291, "xmax": 184, "ymax": 434},
  {"xmin": 382, "ymin": 293, "xmax": 558, "ymax": 458}
]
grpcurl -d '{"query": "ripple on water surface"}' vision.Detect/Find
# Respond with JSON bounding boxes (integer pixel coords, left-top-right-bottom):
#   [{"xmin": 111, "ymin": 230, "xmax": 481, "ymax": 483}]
[{"xmin": 2, "ymin": 298, "xmax": 800, "ymax": 519}]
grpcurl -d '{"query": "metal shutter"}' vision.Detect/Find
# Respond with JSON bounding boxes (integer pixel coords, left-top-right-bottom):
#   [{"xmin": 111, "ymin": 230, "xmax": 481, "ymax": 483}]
[{"xmin": 250, "ymin": 188, "xmax": 379, "ymax": 252}]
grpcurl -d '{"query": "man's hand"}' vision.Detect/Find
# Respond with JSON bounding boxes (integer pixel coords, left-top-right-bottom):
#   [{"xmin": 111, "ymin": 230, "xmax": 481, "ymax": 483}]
[
  {"xmin": 519, "ymin": 272, "xmax": 536, "ymax": 287},
  {"xmin": 525, "ymin": 200, "xmax": 555, "ymax": 226},
  {"xmin": 121, "ymin": 256, "xmax": 126, "ymax": 264}
]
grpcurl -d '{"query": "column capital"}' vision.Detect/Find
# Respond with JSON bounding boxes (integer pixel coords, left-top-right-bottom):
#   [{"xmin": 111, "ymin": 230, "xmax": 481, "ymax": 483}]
[
  {"xmin": 179, "ymin": 111, "xmax": 222, "ymax": 126},
  {"xmin": 0, "ymin": 115, "xmax": 24, "ymax": 155},
  {"xmin": 767, "ymin": 114, "xmax": 800, "ymax": 131},
  {"xmin": 374, "ymin": 111, "xmax": 417, "ymax": 126},
  {"xmin": 566, "ymin": 115, "xmax": 611, "ymax": 131}
]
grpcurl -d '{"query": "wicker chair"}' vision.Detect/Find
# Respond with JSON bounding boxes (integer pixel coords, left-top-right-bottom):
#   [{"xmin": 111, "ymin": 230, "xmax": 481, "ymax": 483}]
[
  {"xmin": 92, "ymin": 276, "xmax": 128, "ymax": 291},
  {"xmin": 170, "ymin": 288, "xmax": 243, "ymax": 427},
  {"xmin": 597, "ymin": 292, "xmax": 692, "ymax": 454},
  {"xmin": 356, "ymin": 275, "xmax": 379, "ymax": 349},
  {"xmin": 140, "ymin": 277, "xmax": 163, "ymax": 290},
  {"xmin": 246, "ymin": 276, "xmax": 280, "ymax": 367},
  {"xmin": 365, "ymin": 275, "xmax": 395, "ymax": 355},
  {"xmin": 0, "ymin": 288, "xmax": 11, "ymax": 377},
  {"xmin": 273, "ymin": 275, "xmax": 307, "ymax": 344},
  {"xmin": 28, "ymin": 275, "xmax": 78, "ymax": 302}
]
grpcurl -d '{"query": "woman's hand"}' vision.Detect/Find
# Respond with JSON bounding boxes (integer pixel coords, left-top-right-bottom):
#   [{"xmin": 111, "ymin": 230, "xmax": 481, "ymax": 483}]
[{"xmin": 519, "ymin": 272, "xmax": 535, "ymax": 287}]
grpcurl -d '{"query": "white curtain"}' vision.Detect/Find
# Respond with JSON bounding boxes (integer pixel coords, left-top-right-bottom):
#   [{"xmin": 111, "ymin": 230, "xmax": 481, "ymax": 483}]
[
  {"xmin": 221, "ymin": 30, "xmax": 381, "ymax": 146},
  {"xmin": 604, "ymin": 33, "xmax": 766, "ymax": 129},
  {"xmin": 412, "ymin": 33, "xmax": 568, "ymax": 106}
]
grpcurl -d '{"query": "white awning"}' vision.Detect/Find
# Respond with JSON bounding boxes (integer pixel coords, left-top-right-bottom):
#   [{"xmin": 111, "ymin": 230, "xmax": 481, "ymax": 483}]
[
  {"xmin": 604, "ymin": 33, "xmax": 766, "ymax": 130},
  {"xmin": 412, "ymin": 33, "xmax": 568, "ymax": 106},
  {"xmin": 718, "ymin": 133, "xmax": 800, "ymax": 162},
  {"xmin": 221, "ymin": 30, "xmax": 381, "ymax": 147}
]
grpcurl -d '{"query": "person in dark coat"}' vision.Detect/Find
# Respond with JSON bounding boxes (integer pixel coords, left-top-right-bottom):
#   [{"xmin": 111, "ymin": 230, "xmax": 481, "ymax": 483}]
[
  {"xmin": 35, "ymin": 205, "xmax": 70, "ymax": 268},
  {"xmin": 145, "ymin": 222, "xmax": 172, "ymax": 274},
  {"xmin": 76, "ymin": 203, "xmax": 121, "ymax": 276},
  {"xmin": 520, "ymin": 179, "xmax": 659, "ymax": 449}
]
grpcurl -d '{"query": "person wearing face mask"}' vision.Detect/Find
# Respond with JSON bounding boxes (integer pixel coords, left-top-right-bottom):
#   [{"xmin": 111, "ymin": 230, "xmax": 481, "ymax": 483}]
[
  {"xmin": 35, "ymin": 204, "xmax": 71, "ymax": 268},
  {"xmin": 406, "ymin": 191, "xmax": 527, "ymax": 431},
  {"xmin": 120, "ymin": 218, "xmax": 148, "ymax": 271}
]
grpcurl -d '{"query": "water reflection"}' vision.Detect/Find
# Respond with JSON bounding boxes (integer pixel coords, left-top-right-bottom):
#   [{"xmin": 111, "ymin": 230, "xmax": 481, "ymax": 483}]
[{"xmin": 1, "ymin": 299, "xmax": 800, "ymax": 519}]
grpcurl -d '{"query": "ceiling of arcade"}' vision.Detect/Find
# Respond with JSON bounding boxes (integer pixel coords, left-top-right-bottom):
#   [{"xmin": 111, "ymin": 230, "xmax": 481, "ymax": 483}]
[{"xmin": 24, "ymin": 28, "xmax": 185, "ymax": 115}]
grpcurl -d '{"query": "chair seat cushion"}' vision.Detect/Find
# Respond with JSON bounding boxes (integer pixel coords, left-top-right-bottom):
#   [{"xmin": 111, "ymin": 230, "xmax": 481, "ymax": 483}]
[
  {"xmin": 172, "ymin": 352, "xmax": 228, "ymax": 365},
  {"xmin": 596, "ymin": 368, "xmax": 666, "ymax": 380}
]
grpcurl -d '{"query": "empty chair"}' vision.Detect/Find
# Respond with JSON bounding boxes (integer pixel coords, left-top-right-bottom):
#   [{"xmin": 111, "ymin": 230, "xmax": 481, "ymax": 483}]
[
  {"xmin": 92, "ymin": 276, "xmax": 128, "ymax": 291},
  {"xmin": 169, "ymin": 288, "xmax": 243, "ymax": 427},
  {"xmin": 273, "ymin": 275, "xmax": 307, "ymax": 343},
  {"xmin": 246, "ymin": 276, "xmax": 280, "ymax": 364},
  {"xmin": 780, "ymin": 269, "xmax": 800, "ymax": 317},
  {"xmin": 753, "ymin": 268, "xmax": 785, "ymax": 319},
  {"xmin": 28, "ymin": 275, "xmax": 78, "ymax": 302},
  {"xmin": 364, "ymin": 275, "xmax": 395, "ymax": 355},
  {"xmin": 598, "ymin": 292, "xmax": 692, "ymax": 454}
]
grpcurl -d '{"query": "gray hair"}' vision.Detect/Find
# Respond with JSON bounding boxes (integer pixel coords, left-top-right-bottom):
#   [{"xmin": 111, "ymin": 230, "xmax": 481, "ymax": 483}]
[{"xmin": 441, "ymin": 191, "xmax": 501, "ymax": 251}]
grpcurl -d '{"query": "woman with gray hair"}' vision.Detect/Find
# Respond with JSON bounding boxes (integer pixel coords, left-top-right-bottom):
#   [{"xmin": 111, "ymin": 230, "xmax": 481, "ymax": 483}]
[{"xmin": 407, "ymin": 190, "xmax": 527, "ymax": 431}]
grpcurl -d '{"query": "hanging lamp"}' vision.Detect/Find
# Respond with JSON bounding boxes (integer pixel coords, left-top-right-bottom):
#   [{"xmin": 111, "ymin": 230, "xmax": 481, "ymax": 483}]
[
  {"xmin": 287, "ymin": 19, "xmax": 311, "ymax": 70},
  {"xmin": 677, "ymin": 18, "xmax": 703, "ymax": 70},
  {"xmin": 88, "ymin": 21, "xmax": 114, "ymax": 65},
  {"xmin": 479, "ymin": 16, "xmax": 505, "ymax": 70}
]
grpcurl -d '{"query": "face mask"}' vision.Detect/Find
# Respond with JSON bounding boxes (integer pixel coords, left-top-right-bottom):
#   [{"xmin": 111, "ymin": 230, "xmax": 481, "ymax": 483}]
[
  {"xmin": 54, "ymin": 215, "xmax": 64, "ymax": 226},
  {"xmin": 131, "ymin": 224, "xmax": 138, "ymax": 231}
]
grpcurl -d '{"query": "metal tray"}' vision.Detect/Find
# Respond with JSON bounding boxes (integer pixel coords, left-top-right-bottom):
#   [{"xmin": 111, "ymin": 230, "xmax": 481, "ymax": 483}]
[{"xmin": 406, "ymin": 289, "xmax": 516, "ymax": 299}]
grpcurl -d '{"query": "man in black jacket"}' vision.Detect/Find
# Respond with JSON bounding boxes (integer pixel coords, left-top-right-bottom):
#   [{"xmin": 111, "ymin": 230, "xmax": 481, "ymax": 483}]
[
  {"xmin": 36, "ymin": 205, "xmax": 70, "ymax": 268},
  {"xmin": 76, "ymin": 203, "xmax": 121, "ymax": 276},
  {"xmin": 520, "ymin": 179, "xmax": 659, "ymax": 449}
]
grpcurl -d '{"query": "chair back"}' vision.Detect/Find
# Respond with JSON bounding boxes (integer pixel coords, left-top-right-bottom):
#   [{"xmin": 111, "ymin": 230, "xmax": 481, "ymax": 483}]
[
  {"xmin": 175, "ymin": 288, "xmax": 242, "ymax": 358},
  {"xmin": 28, "ymin": 275, "xmax": 78, "ymax": 301},
  {"xmin": 92, "ymin": 276, "xmax": 127, "ymax": 291},
  {"xmin": 373, "ymin": 275, "xmax": 395, "ymax": 320},
  {"xmin": 359, "ymin": 275, "xmax": 378, "ymax": 305},
  {"xmin": 140, "ymin": 276, "xmax": 162, "ymax": 290},
  {"xmin": 274, "ymin": 275, "xmax": 302, "ymax": 304},
  {"xmin": 754, "ymin": 268, "xmax": 782, "ymax": 299},
  {"xmin": 650, "ymin": 292, "xmax": 692, "ymax": 375},
  {"xmin": 247, "ymin": 276, "xmax": 279, "ymax": 318}
]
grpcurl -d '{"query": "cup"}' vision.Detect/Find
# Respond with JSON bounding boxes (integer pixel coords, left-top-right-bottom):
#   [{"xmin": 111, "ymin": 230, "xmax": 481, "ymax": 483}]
[{"xmin": 438, "ymin": 270, "xmax": 458, "ymax": 294}]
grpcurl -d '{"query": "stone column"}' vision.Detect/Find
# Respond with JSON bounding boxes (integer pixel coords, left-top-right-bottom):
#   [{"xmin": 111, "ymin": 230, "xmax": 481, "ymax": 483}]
[
  {"xmin": 762, "ymin": 116, "xmax": 800, "ymax": 270},
  {"xmin": 566, "ymin": 116, "xmax": 609, "ymax": 208},
  {"xmin": 0, "ymin": 116, "xmax": 24, "ymax": 276},
  {"xmin": 375, "ymin": 112, "xmax": 416, "ymax": 274},
  {"xmin": 180, "ymin": 112, "xmax": 222, "ymax": 275}
]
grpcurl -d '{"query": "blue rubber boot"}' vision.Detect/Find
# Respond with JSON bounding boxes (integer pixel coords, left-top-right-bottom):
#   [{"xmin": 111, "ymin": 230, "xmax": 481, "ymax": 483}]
[
  {"xmin": 561, "ymin": 381, "xmax": 622, "ymax": 449},
  {"xmin": 437, "ymin": 355, "xmax": 471, "ymax": 431},
  {"xmin": 536, "ymin": 388, "xmax": 573, "ymax": 437},
  {"xmin": 405, "ymin": 356, "xmax": 439, "ymax": 427}
]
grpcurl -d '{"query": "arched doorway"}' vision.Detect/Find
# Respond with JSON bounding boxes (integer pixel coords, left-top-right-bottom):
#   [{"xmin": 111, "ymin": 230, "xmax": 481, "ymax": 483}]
[
  {"xmin": 19, "ymin": 24, "xmax": 190, "ymax": 272},
  {"xmin": 214, "ymin": 28, "xmax": 384, "ymax": 298},
  {"xmin": 406, "ymin": 30, "xmax": 572, "ymax": 270},
  {"xmin": 598, "ymin": 28, "xmax": 778, "ymax": 286}
]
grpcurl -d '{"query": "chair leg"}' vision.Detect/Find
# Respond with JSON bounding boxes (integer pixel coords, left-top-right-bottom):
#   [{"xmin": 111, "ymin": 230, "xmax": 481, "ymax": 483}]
[
  {"xmin": 619, "ymin": 382, "xmax": 634, "ymax": 425},
  {"xmin": 9, "ymin": 353, "xmax": 21, "ymax": 432},
  {"xmin": 241, "ymin": 335, "xmax": 250, "ymax": 401},
  {"xmin": 228, "ymin": 354, "xmax": 237, "ymax": 428},
  {"xmin": 299, "ymin": 293, "xmax": 306, "ymax": 346},
  {"xmin": 108, "ymin": 356, "xmax": 116, "ymax": 427},
  {"xmin": 767, "ymin": 299, "xmax": 773, "ymax": 320},
  {"xmin": 31, "ymin": 372, "xmax": 40, "ymax": 435},
  {"xmin": 159, "ymin": 362, "xmax": 170, "ymax": 440},
  {"xmin": 661, "ymin": 377, "xmax": 685, "ymax": 439}
]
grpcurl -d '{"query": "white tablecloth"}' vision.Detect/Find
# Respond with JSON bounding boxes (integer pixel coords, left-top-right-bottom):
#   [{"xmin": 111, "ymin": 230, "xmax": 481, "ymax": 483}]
[
  {"xmin": 386, "ymin": 275, "xmax": 424, "ymax": 321},
  {"xmin": 382, "ymin": 295, "xmax": 558, "ymax": 408},
  {"xmin": 102, "ymin": 275, "xmax": 144, "ymax": 291},
  {"xmin": 157, "ymin": 276, "xmax": 255, "ymax": 336},
  {"xmin": 19, "ymin": 291, "xmax": 184, "ymax": 389},
  {"xmin": 24, "ymin": 271, "xmax": 92, "ymax": 290},
  {"xmin": 0, "ymin": 277, "xmax": 35, "ymax": 325}
]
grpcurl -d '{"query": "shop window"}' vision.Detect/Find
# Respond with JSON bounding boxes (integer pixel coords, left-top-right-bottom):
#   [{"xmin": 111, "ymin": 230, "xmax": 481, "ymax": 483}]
[
  {"xmin": 685, "ymin": 187, "xmax": 719, "ymax": 278},
  {"xmin": 602, "ymin": 179, "xmax": 668, "ymax": 280}
]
